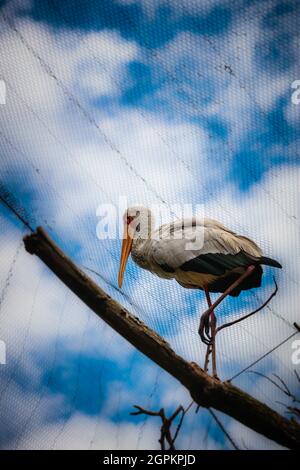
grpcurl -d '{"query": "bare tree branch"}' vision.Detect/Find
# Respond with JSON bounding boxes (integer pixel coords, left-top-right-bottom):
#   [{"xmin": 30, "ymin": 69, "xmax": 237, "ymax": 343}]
[
  {"xmin": 23, "ymin": 227, "xmax": 300, "ymax": 449},
  {"xmin": 249, "ymin": 371, "xmax": 300, "ymax": 404},
  {"xmin": 130, "ymin": 404, "xmax": 188, "ymax": 450},
  {"xmin": 250, "ymin": 368, "xmax": 300, "ymax": 426}
]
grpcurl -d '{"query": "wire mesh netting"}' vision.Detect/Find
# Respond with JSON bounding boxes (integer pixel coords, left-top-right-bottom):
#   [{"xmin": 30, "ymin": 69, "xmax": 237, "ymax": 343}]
[{"xmin": 0, "ymin": 0, "xmax": 299, "ymax": 450}]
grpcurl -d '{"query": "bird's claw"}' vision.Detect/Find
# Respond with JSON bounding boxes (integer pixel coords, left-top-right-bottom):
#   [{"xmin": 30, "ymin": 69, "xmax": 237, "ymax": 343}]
[
  {"xmin": 205, "ymin": 320, "xmax": 212, "ymax": 341},
  {"xmin": 199, "ymin": 311, "xmax": 213, "ymax": 345}
]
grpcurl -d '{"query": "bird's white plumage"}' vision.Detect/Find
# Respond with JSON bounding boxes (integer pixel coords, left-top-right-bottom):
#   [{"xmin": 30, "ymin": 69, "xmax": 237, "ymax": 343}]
[{"xmin": 131, "ymin": 215, "xmax": 262, "ymax": 285}]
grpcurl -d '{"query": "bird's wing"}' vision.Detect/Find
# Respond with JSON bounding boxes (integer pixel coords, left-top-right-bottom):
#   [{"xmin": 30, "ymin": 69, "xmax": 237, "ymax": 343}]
[{"xmin": 149, "ymin": 218, "xmax": 262, "ymax": 275}]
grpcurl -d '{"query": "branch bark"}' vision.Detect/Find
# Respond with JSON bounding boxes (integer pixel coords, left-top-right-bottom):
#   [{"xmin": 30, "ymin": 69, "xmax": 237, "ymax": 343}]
[{"xmin": 23, "ymin": 227, "xmax": 300, "ymax": 449}]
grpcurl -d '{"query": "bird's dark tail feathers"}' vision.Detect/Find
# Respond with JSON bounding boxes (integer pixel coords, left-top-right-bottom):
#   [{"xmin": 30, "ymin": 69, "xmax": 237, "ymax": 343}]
[{"xmin": 259, "ymin": 256, "xmax": 282, "ymax": 268}]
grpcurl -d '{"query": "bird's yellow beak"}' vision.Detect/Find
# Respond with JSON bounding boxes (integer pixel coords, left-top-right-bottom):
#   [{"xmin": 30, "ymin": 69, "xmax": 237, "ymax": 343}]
[{"xmin": 118, "ymin": 223, "xmax": 133, "ymax": 288}]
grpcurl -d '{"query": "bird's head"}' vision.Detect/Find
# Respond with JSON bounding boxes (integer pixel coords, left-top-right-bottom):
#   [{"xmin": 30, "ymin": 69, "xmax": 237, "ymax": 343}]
[{"xmin": 118, "ymin": 206, "xmax": 154, "ymax": 288}]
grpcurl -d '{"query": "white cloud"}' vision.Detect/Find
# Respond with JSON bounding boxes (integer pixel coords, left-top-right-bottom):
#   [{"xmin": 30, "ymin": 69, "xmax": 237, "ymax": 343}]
[
  {"xmin": 5, "ymin": 408, "xmax": 160, "ymax": 450},
  {"xmin": 0, "ymin": 13, "xmax": 212, "ymax": 238}
]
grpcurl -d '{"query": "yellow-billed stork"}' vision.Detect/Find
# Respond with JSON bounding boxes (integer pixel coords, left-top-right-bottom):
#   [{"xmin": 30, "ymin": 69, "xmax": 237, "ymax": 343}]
[{"xmin": 118, "ymin": 206, "xmax": 281, "ymax": 377}]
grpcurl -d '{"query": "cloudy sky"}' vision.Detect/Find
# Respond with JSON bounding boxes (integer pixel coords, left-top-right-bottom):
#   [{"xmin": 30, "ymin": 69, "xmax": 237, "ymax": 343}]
[{"xmin": 0, "ymin": 0, "xmax": 299, "ymax": 449}]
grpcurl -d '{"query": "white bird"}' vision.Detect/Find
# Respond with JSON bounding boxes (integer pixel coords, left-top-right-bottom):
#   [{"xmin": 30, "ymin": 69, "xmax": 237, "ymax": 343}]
[{"xmin": 118, "ymin": 206, "xmax": 281, "ymax": 377}]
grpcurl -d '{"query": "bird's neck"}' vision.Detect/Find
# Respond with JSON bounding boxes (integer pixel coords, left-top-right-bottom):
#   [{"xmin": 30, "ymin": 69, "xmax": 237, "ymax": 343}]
[
  {"xmin": 132, "ymin": 230, "xmax": 151, "ymax": 248},
  {"xmin": 132, "ymin": 218, "xmax": 154, "ymax": 251}
]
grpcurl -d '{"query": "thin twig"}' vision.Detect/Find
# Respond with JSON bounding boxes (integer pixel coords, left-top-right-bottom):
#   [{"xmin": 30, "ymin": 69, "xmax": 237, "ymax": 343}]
[
  {"xmin": 208, "ymin": 409, "xmax": 239, "ymax": 450},
  {"xmin": 171, "ymin": 408, "xmax": 185, "ymax": 446},
  {"xmin": 216, "ymin": 279, "xmax": 278, "ymax": 334},
  {"xmin": 252, "ymin": 370, "xmax": 300, "ymax": 423},
  {"xmin": 172, "ymin": 401, "xmax": 194, "ymax": 445},
  {"xmin": 273, "ymin": 373, "xmax": 293, "ymax": 396},
  {"xmin": 248, "ymin": 371, "xmax": 300, "ymax": 404},
  {"xmin": 248, "ymin": 371, "xmax": 292, "ymax": 397},
  {"xmin": 286, "ymin": 407, "xmax": 300, "ymax": 419},
  {"xmin": 131, "ymin": 405, "xmax": 162, "ymax": 417},
  {"xmin": 131, "ymin": 402, "xmax": 193, "ymax": 450}
]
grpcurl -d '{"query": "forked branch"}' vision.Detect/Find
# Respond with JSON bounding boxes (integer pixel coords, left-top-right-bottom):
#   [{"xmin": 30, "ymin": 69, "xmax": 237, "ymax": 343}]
[{"xmin": 130, "ymin": 404, "xmax": 191, "ymax": 450}]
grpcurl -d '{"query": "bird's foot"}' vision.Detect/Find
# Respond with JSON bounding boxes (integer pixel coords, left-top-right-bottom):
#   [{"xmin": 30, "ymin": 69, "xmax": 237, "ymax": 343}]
[{"xmin": 198, "ymin": 311, "xmax": 212, "ymax": 345}]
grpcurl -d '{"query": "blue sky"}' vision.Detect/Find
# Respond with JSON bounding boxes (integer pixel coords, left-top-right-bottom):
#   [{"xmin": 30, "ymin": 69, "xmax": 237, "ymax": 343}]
[{"xmin": 0, "ymin": 0, "xmax": 299, "ymax": 449}]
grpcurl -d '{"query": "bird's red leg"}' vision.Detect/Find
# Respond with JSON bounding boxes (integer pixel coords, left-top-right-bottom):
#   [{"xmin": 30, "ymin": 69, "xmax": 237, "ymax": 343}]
[
  {"xmin": 199, "ymin": 265, "xmax": 256, "ymax": 344},
  {"xmin": 204, "ymin": 344, "xmax": 211, "ymax": 372},
  {"xmin": 203, "ymin": 286, "xmax": 212, "ymax": 372},
  {"xmin": 203, "ymin": 286, "xmax": 218, "ymax": 378},
  {"xmin": 210, "ymin": 313, "xmax": 218, "ymax": 378},
  {"xmin": 203, "ymin": 343, "xmax": 211, "ymax": 372}
]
